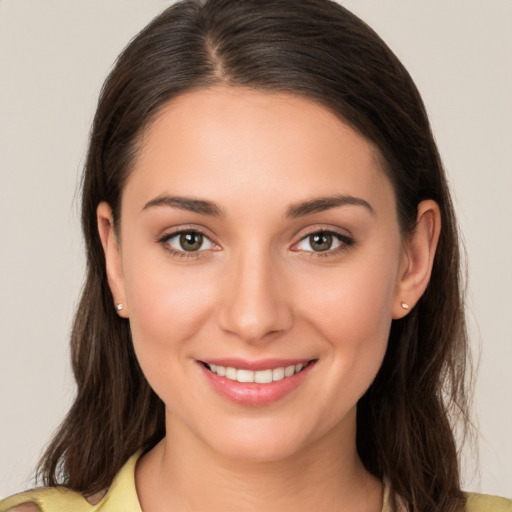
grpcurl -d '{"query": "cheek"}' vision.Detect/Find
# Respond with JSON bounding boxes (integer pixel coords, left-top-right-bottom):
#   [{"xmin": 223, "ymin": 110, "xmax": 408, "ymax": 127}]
[
  {"xmin": 300, "ymin": 258, "xmax": 397, "ymax": 340},
  {"xmin": 295, "ymin": 248, "xmax": 400, "ymax": 390},
  {"xmin": 123, "ymin": 262, "xmax": 223, "ymax": 412},
  {"xmin": 123, "ymin": 255, "xmax": 218, "ymax": 366}
]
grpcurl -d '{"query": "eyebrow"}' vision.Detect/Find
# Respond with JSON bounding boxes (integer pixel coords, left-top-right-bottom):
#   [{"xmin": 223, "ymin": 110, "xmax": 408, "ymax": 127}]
[
  {"xmin": 285, "ymin": 194, "xmax": 374, "ymax": 218},
  {"xmin": 142, "ymin": 195, "xmax": 223, "ymax": 217},
  {"xmin": 141, "ymin": 193, "xmax": 374, "ymax": 218}
]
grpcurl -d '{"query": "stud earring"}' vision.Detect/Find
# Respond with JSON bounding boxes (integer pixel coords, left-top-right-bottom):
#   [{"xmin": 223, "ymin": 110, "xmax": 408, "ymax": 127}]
[
  {"xmin": 401, "ymin": 302, "xmax": 410, "ymax": 310},
  {"xmin": 115, "ymin": 303, "xmax": 124, "ymax": 312}
]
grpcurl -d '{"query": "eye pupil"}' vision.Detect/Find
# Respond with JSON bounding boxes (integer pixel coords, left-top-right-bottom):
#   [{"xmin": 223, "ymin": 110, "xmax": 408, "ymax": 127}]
[
  {"xmin": 180, "ymin": 232, "xmax": 203, "ymax": 251},
  {"xmin": 310, "ymin": 233, "xmax": 332, "ymax": 252}
]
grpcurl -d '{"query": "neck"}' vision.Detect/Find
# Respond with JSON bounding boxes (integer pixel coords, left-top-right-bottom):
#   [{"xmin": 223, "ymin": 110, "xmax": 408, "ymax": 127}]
[{"xmin": 136, "ymin": 410, "xmax": 383, "ymax": 512}]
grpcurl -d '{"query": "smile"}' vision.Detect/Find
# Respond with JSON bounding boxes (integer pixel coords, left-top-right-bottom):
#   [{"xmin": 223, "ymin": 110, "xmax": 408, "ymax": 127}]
[
  {"xmin": 200, "ymin": 359, "xmax": 316, "ymax": 406},
  {"xmin": 206, "ymin": 362, "xmax": 309, "ymax": 384}
]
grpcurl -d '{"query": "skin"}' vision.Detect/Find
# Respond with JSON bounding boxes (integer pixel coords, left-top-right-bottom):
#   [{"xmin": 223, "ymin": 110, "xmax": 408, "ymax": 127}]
[{"xmin": 98, "ymin": 86, "xmax": 440, "ymax": 512}]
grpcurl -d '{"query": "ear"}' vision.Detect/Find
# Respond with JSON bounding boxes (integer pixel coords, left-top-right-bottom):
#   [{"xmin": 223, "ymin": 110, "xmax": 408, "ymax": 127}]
[
  {"xmin": 97, "ymin": 202, "xmax": 129, "ymax": 318},
  {"xmin": 392, "ymin": 200, "xmax": 441, "ymax": 319}
]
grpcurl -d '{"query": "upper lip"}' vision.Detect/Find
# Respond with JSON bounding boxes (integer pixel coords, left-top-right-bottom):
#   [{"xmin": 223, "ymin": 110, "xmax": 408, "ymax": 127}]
[{"xmin": 199, "ymin": 358, "xmax": 315, "ymax": 371}]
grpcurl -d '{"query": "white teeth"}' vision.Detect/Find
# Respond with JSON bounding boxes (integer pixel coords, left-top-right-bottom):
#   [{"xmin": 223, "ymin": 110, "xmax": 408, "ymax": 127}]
[
  {"xmin": 254, "ymin": 369, "xmax": 273, "ymax": 384},
  {"xmin": 272, "ymin": 367, "xmax": 285, "ymax": 381},
  {"xmin": 207, "ymin": 362, "xmax": 309, "ymax": 383},
  {"xmin": 236, "ymin": 369, "xmax": 254, "ymax": 383},
  {"xmin": 225, "ymin": 367, "xmax": 237, "ymax": 380},
  {"xmin": 284, "ymin": 365, "xmax": 295, "ymax": 377}
]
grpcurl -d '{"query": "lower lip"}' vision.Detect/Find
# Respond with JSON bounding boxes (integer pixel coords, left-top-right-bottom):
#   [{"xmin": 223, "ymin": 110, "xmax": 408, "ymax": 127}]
[{"xmin": 199, "ymin": 361, "xmax": 315, "ymax": 406}]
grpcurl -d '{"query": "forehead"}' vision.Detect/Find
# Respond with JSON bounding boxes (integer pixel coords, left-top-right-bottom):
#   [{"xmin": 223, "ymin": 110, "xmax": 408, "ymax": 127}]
[{"xmin": 124, "ymin": 86, "xmax": 394, "ymax": 215}]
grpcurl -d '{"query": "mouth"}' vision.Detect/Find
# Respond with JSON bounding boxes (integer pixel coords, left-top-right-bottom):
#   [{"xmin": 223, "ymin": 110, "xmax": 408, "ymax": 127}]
[
  {"xmin": 203, "ymin": 361, "xmax": 313, "ymax": 384},
  {"xmin": 198, "ymin": 359, "xmax": 317, "ymax": 406}
]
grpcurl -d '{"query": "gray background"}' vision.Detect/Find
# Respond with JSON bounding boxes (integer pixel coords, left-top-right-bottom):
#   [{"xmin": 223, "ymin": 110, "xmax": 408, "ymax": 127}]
[{"xmin": 1, "ymin": 0, "xmax": 511, "ymax": 499}]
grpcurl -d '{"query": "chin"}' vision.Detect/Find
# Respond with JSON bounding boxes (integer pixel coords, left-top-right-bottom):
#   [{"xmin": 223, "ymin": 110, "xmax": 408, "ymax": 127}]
[
  {"xmin": 210, "ymin": 431, "xmax": 308, "ymax": 463},
  {"xmin": 192, "ymin": 411, "xmax": 345, "ymax": 464}
]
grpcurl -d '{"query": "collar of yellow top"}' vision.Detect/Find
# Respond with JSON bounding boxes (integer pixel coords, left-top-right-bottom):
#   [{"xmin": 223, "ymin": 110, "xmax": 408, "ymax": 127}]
[
  {"xmin": 1, "ymin": 451, "xmax": 511, "ymax": 512},
  {"xmin": 104, "ymin": 453, "xmax": 397, "ymax": 511}
]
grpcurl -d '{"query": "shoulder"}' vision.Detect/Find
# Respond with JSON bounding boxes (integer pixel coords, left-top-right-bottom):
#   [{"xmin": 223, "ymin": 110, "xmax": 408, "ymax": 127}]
[
  {"xmin": 0, "ymin": 486, "xmax": 95, "ymax": 512},
  {"xmin": 466, "ymin": 492, "xmax": 512, "ymax": 512},
  {"xmin": 0, "ymin": 451, "xmax": 142, "ymax": 512}
]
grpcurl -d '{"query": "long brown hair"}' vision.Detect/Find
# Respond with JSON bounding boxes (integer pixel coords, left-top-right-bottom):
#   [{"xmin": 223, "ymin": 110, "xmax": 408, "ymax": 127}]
[{"xmin": 38, "ymin": 1, "xmax": 470, "ymax": 510}]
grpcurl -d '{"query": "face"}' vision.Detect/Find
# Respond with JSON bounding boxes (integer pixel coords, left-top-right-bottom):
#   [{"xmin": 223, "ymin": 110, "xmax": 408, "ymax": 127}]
[{"xmin": 101, "ymin": 86, "xmax": 412, "ymax": 462}]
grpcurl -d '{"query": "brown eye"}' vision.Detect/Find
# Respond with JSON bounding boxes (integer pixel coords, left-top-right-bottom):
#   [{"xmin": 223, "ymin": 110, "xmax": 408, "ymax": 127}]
[
  {"xmin": 295, "ymin": 230, "xmax": 353, "ymax": 254},
  {"xmin": 163, "ymin": 230, "xmax": 215, "ymax": 253},
  {"xmin": 179, "ymin": 232, "xmax": 204, "ymax": 251},
  {"xmin": 309, "ymin": 233, "xmax": 333, "ymax": 252}
]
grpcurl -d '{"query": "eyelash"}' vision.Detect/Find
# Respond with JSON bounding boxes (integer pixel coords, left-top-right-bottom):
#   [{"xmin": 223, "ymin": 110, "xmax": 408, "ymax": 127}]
[
  {"xmin": 293, "ymin": 229, "xmax": 355, "ymax": 258},
  {"xmin": 158, "ymin": 229, "xmax": 218, "ymax": 260},
  {"xmin": 158, "ymin": 228, "xmax": 354, "ymax": 260}
]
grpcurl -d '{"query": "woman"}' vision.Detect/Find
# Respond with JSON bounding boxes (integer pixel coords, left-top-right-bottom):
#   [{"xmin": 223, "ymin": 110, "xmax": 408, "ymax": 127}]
[{"xmin": 1, "ymin": 0, "xmax": 510, "ymax": 511}]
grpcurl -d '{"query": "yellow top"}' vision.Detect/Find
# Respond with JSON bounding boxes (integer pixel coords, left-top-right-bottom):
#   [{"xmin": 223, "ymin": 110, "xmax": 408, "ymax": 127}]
[{"xmin": 1, "ymin": 452, "xmax": 510, "ymax": 512}]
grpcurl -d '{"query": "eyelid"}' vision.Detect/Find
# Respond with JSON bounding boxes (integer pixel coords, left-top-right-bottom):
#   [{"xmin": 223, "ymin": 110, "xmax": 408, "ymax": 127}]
[
  {"xmin": 290, "ymin": 227, "xmax": 355, "ymax": 254},
  {"xmin": 157, "ymin": 224, "xmax": 218, "ymax": 243},
  {"xmin": 157, "ymin": 226, "xmax": 221, "ymax": 258},
  {"xmin": 156, "ymin": 224, "xmax": 353, "ymax": 260}
]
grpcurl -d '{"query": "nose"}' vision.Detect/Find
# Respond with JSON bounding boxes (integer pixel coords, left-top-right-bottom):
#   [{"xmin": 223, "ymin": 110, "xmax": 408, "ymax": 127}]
[{"xmin": 217, "ymin": 248, "xmax": 293, "ymax": 343}]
